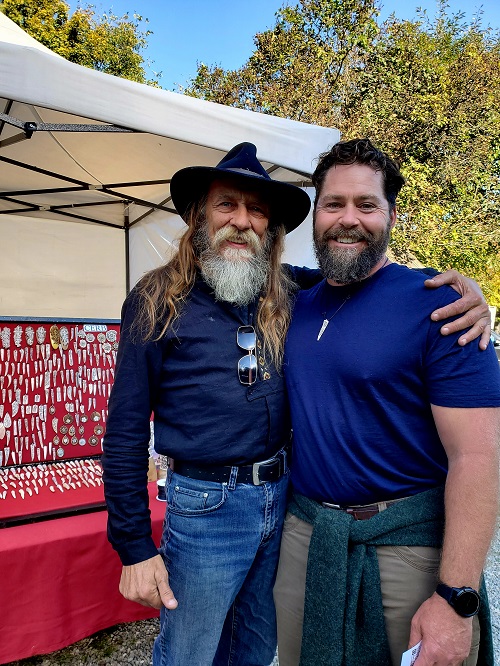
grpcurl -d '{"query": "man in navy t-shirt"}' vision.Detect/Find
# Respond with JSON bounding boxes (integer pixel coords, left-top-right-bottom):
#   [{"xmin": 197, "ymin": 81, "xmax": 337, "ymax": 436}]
[{"xmin": 274, "ymin": 139, "xmax": 500, "ymax": 666}]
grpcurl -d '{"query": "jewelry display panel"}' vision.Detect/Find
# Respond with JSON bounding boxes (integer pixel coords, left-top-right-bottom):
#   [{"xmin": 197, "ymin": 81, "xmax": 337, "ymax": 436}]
[
  {"xmin": 0, "ymin": 318, "xmax": 119, "ymax": 525},
  {"xmin": 0, "ymin": 457, "xmax": 104, "ymax": 525}
]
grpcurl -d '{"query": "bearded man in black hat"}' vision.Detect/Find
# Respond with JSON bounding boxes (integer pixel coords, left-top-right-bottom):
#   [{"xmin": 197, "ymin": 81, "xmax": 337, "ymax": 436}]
[{"xmin": 102, "ymin": 143, "xmax": 490, "ymax": 666}]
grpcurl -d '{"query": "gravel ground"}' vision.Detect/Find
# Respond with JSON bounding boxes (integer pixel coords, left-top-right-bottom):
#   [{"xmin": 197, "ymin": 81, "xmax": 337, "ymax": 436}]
[{"xmin": 7, "ymin": 529, "xmax": 499, "ymax": 666}]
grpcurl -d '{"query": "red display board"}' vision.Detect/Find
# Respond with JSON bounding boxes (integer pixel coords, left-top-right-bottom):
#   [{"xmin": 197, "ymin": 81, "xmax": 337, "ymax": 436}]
[{"xmin": 0, "ymin": 318, "xmax": 120, "ymax": 524}]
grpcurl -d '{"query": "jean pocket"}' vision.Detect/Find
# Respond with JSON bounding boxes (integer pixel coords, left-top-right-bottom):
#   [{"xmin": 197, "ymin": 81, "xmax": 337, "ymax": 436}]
[
  {"xmin": 167, "ymin": 473, "xmax": 228, "ymax": 516},
  {"xmin": 389, "ymin": 545, "xmax": 441, "ymax": 574}
]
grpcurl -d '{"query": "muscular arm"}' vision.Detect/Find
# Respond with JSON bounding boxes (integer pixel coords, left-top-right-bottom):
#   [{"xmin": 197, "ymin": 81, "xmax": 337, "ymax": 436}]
[{"xmin": 410, "ymin": 406, "xmax": 500, "ymax": 665}]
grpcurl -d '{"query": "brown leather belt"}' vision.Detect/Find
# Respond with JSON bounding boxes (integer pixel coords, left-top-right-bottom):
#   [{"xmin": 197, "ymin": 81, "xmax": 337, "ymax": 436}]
[{"xmin": 321, "ymin": 498, "xmax": 404, "ymax": 521}]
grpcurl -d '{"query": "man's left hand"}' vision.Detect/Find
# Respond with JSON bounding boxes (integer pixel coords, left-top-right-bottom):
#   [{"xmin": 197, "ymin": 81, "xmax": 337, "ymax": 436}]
[
  {"xmin": 425, "ymin": 270, "xmax": 491, "ymax": 349},
  {"xmin": 409, "ymin": 593, "xmax": 473, "ymax": 665}
]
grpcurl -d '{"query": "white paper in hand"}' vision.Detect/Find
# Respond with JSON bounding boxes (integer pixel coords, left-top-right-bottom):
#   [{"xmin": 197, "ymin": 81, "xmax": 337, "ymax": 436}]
[{"xmin": 400, "ymin": 641, "xmax": 422, "ymax": 666}]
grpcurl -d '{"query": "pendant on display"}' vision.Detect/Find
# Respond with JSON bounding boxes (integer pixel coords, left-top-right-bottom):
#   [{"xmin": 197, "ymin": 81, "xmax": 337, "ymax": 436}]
[
  {"xmin": 25, "ymin": 327, "xmax": 35, "ymax": 345},
  {"xmin": 59, "ymin": 326, "xmax": 69, "ymax": 350},
  {"xmin": 13, "ymin": 326, "xmax": 23, "ymax": 347},
  {"xmin": 49, "ymin": 325, "xmax": 60, "ymax": 350},
  {"xmin": 1, "ymin": 327, "xmax": 11, "ymax": 349}
]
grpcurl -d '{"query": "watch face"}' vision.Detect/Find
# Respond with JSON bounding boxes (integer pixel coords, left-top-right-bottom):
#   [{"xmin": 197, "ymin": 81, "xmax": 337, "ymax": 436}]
[{"xmin": 454, "ymin": 589, "xmax": 480, "ymax": 617}]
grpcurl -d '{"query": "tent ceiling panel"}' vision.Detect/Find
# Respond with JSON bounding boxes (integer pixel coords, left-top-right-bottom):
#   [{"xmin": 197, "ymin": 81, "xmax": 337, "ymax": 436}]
[
  {"xmin": 0, "ymin": 199, "xmax": 127, "ymax": 227},
  {"xmin": 0, "ymin": 101, "xmax": 320, "ymax": 229}
]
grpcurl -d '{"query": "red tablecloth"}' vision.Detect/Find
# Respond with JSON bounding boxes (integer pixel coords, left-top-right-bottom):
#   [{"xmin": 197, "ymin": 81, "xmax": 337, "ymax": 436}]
[{"xmin": 0, "ymin": 483, "xmax": 165, "ymax": 664}]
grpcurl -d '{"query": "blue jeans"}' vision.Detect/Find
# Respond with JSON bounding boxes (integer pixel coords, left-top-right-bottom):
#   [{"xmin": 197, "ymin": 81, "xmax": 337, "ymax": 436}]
[{"xmin": 152, "ymin": 466, "xmax": 289, "ymax": 666}]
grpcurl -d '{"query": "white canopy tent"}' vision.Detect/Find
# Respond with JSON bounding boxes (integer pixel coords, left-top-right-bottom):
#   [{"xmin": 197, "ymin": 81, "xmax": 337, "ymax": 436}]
[{"xmin": 0, "ymin": 13, "xmax": 340, "ymax": 319}]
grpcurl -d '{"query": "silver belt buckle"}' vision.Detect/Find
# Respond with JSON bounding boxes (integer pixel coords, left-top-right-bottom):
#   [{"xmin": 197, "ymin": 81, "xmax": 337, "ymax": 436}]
[
  {"xmin": 322, "ymin": 502, "xmax": 342, "ymax": 510},
  {"xmin": 252, "ymin": 450, "xmax": 285, "ymax": 485},
  {"xmin": 252, "ymin": 461, "xmax": 264, "ymax": 485}
]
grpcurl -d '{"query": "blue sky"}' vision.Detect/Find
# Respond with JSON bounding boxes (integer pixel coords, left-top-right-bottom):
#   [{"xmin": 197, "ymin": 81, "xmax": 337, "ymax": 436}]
[{"xmin": 71, "ymin": 0, "xmax": 500, "ymax": 90}]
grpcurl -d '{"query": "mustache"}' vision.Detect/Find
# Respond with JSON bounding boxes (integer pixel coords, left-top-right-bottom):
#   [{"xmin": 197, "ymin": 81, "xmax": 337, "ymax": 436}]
[
  {"xmin": 321, "ymin": 228, "xmax": 373, "ymax": 244},
  {"xmin": 212, "ymin": 226, "xmax": 262, "ymax": 254}
]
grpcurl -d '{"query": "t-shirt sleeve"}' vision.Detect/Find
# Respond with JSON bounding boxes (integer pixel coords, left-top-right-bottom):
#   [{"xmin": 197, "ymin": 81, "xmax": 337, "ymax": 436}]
[
  {"xmin": 424, "ymin": 290, "xmax": 500, "ymax": 408},
  {"xmin": 411, "ymin": 267, "xmax": 440, "ymax": 277}
]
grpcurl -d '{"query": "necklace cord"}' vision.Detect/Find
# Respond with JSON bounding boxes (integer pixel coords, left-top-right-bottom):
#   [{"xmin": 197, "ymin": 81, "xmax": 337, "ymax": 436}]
[{"xmin": 316, "ymin": 255, "xmax": 390, "ymax": 341}]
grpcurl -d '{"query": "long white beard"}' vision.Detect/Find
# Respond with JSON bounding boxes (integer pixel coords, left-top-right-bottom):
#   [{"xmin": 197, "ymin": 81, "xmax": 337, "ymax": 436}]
[{"xmin": 195, "ymin": 226, "xmax": 271, "ymax": 306}]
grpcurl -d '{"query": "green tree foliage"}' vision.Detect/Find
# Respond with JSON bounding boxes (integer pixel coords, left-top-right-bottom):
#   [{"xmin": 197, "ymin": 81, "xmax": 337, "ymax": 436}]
[
  {"xmin": 188, "ymin": 0, "xmax": 380, "ymax": 126},
  {"xmin": 187, "ymin": 0, "xmax": 500, "ymax": 310},
  {"xmin": 0, "ymin": 0, "xmax": 154, "ymax": 83},
  {"xmin": 343, "ymin": 9, "xmax": 500, "ymax": 307}
]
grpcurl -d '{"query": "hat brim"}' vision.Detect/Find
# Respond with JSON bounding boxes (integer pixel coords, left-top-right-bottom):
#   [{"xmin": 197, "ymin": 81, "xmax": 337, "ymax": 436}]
[{"xmin": 170, "ymin": 166, "xmax": 311, "ymax": 234}]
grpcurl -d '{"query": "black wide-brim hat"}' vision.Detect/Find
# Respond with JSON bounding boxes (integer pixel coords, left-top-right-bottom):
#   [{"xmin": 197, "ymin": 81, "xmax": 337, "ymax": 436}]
[{"xmin": 170, "ymin": 142, "xmax": 311, "ymax": 234}]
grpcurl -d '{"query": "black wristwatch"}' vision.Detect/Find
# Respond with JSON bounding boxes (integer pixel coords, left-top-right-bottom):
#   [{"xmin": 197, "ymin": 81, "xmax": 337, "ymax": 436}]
[{"xmin": 435, "ymin": 583, "xmax": 480, "ymax": 617}]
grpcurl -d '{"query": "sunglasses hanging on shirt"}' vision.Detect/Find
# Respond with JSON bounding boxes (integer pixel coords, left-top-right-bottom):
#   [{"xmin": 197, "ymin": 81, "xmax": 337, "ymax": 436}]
[{"xmin": 237, "ymin": 326, "xmax": 258, "ymax": 385}]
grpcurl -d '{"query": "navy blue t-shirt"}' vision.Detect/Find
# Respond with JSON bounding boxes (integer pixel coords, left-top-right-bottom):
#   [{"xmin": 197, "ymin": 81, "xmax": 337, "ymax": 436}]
[{"xmin": 285, "ymin": 263, "xmax": 500, "ymax": 505}]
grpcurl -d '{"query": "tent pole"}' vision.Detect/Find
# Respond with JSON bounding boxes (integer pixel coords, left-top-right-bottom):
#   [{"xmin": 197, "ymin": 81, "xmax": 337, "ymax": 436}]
[{"xmin": 125, "ymin": 207, "xmax": 130, "ymax": 295}]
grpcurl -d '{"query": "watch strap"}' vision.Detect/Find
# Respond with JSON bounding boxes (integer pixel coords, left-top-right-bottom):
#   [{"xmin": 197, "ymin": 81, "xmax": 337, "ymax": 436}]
[
  {"xmin": 436, "ymin": 582, "xmax": 454, "ymax": 604},
  {"xmin": 436, "ymin": 583, "xmax": 480, "ymax": 617}
]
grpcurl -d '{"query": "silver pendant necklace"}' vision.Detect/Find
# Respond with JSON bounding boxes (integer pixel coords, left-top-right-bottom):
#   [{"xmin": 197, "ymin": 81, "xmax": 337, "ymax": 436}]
[
  {"xmin": 316, "ymin": 257, "xmax": 390, "ymax": 341},
  {"xmin": 317, "ymin": 295, "xmax": 350, "ymax": 341}
]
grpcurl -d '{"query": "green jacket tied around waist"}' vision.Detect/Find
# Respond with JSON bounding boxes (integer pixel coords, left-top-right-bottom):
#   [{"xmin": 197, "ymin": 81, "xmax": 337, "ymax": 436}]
[{"xmin": 288, "ymin": 486, "xmax": 493, "ymax": 666}]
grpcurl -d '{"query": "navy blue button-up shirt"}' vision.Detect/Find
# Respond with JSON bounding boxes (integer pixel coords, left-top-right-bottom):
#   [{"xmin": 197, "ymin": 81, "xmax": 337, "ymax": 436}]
[{"xmin": 103, "ymin": 267, "xmax": 321, "ymax": 564}]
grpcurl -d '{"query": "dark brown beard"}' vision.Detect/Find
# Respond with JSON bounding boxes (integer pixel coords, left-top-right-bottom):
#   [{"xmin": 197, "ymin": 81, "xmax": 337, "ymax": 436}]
[{"xmin": 313, "ymin": 224, "xmax": 391, "ymax": 283}]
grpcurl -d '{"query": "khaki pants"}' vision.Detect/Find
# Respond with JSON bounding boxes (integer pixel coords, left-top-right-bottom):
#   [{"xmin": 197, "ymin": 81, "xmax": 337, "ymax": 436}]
[{"xmin": 274, "ymin": 512, "xmax": 480, "ymax": 666}]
